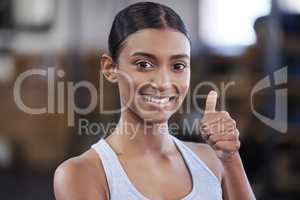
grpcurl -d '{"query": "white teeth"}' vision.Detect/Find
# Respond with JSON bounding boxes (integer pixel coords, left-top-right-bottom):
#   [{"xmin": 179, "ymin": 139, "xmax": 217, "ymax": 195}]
[{"xmin": 143, "ymin": 95, "xmax": 170, "ymax": 104}]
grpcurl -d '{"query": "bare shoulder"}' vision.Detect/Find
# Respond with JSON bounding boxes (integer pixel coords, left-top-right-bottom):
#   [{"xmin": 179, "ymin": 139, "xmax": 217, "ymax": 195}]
[
  {"xmin": 182, "ymin": 141, "xmax": 223, "ymax": 182},
  {"xmin": 53, "ymin": 149, "xmax": 108, "ymax": 200}
]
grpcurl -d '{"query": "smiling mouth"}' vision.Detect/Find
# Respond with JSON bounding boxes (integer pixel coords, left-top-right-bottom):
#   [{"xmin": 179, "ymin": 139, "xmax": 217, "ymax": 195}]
[{"xmin": 140, "ymin": 94, "xmax": 177, "ymax": 104}]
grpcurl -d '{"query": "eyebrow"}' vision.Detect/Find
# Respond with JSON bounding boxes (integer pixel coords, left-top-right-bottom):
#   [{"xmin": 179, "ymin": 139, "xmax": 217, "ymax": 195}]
[{"xmin": 130, "ymin": 52, "xmax": 189, "ymax": 60}]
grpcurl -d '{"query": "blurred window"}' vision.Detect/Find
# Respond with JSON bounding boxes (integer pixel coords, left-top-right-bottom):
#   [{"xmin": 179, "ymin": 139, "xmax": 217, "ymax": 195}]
[{"xmin": 199, "ymin": 0, "xmax": 271, "ymax": 55}]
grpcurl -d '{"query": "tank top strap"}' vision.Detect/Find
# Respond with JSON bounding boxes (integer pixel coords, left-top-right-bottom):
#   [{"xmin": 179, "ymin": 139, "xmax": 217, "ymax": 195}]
[
  {"xmin": 171, "ymin": 135, "xmax": 222, "ymax": 197},
  {"xmin": 171, "ymin": 135, "xmax": 221, "ymax": 184},
  {"xmin": 91, "ymin": 139, "xmax": 146, "ymax": 200},
  {"xmin": 91, "ymin": 139, "xmax": 121, "ymax": 197}
]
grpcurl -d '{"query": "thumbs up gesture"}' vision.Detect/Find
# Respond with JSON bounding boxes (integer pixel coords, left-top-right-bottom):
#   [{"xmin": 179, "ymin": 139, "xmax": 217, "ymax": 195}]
[{"xmin": 199, "ymin": 91, "xmax": 240, "ymax": 161}]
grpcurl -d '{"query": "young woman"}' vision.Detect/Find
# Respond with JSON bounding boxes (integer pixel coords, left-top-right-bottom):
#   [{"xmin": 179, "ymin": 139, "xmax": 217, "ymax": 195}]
[{"xmin": 54, "ymin": 2, "xmax": 255, "ymax": 200}]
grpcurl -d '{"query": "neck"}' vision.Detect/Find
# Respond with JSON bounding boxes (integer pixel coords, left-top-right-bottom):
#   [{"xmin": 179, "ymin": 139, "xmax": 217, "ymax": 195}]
[{"xmin": 107, "ymin": 109, "xmax": 174, "ymax": 155}]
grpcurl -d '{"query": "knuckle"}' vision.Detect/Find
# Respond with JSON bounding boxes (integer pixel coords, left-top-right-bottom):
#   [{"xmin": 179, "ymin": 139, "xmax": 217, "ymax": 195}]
[
  {"xmin": 199, "ymin": 123, "xmax": 207, "ymax": 130},
  {"xmin": 221, "ymin": 111, "xmax": 230, "ymax": 117},
  {"xmin": 228, "ymin": 133, "xmax": 235, "ymax": 139},
  {"xmin": 232, "ymin": 119, "xmax": 236, "ymax": 125},
  {"xmin": 200, "ymin": 127, "xmax": 209, "ymax": 134},
  {"xmin": 235, "ymin": 129, "xmax": 240, "ymax": 137},
  {"xmin": 199, "ymin": 121, "xmax": 208, "ymax": 128},
  {"xmin": 230, "ymin": 120, "xmax": 236, "ymax": 129}
]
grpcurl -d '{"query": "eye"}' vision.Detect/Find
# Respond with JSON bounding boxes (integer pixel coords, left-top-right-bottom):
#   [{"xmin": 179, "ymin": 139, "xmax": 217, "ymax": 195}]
[
  {"xmin": 136, "ymin": 61, "xmax": 154, "ymax": 70},
  {"xmin": 172, "ymin": 63, "xmax": 186, "ymax": 71}
]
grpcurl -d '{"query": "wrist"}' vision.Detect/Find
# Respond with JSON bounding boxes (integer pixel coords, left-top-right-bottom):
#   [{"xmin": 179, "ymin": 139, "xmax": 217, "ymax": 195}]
[{"xmin": 220, "ymin": 152, "xmax": 241, "ymax": 166}]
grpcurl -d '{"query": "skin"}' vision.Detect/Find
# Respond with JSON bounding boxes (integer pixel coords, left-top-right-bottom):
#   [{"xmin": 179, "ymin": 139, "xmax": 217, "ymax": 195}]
[{"xmin": 54, "ymin": 28, "xmax": 256, "ymax": 200}]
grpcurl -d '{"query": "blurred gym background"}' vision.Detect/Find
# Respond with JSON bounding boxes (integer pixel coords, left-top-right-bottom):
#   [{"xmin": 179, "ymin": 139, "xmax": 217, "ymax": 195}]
[{"xmin": 0, "ymin": 0, "xmax": 299, "ymax": 199}]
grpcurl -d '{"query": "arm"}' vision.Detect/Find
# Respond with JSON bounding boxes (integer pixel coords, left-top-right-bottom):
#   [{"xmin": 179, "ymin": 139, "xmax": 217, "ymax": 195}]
[
  {"xmin": 53, "ymin": 158, "xmax": 107, "ymax": 200},
  {"xmin": 199, "ymin": 91, "xmax": 255, "ymax": 200},
  {"xmin": 221, "ymin": 153, "xmax": 256, "ymax": 200}
]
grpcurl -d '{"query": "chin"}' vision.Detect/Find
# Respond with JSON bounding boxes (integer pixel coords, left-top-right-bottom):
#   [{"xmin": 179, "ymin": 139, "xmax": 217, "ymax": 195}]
[{"xmin": 141, "ymin": 113, "xmax": 171, "ymax": 124}]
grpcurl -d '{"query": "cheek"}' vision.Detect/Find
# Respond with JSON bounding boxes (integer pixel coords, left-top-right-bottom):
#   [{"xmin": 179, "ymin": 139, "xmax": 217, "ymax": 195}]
[
  {"xmin": 178, "ymin": 82, "xmax": 189, "ymax": 106},
  {"xmin": 181, "ymin": 82, "xmax": 190, "ymax": 96},
  {"xmin": 116, "ymin": 71, "xmax": 139, "ymax": 105},
  {"xmin": 117, "ymin": 72, "xmax": 132, "ymax": 101},
  {"xmin": 177, "ymin": 72, "xmax": 190, "ymax": 96}
]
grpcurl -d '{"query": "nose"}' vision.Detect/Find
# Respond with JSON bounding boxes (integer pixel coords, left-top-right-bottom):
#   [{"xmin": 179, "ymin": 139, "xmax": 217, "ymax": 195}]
[{"xmin": 151, "ymin": 66, "xmax": 172, "ymax": 92}]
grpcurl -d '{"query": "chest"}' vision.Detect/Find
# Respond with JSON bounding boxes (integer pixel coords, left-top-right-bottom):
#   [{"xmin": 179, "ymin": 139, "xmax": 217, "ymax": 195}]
[{"xmin": 118, "ymin": 154, "xmax": 194, "ymax": 200}]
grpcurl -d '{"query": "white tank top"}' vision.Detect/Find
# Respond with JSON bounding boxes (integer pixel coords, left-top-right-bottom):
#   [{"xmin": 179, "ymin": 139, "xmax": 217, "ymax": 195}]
[{"xmin": 91, "ymin": 135, "xmax": 223, "ymax": 200}]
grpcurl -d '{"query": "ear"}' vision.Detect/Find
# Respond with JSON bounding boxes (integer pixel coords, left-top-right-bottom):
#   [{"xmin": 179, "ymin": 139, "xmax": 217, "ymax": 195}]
[{"xmin": 100, "ymin": 54, "xmax": 118, "ymax": 83}]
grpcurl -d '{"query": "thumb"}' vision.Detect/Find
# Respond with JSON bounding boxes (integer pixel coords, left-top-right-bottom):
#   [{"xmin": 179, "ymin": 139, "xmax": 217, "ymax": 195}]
[{"xmin": 204, "ymin": 90, "xmax": 218, "ymax": 113}]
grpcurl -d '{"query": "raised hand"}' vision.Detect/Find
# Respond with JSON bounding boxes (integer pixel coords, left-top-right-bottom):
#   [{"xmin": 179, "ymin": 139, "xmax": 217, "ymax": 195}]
[{"xmin": 199, "ymin": 90, "xmax": 240, "ymax": 161}]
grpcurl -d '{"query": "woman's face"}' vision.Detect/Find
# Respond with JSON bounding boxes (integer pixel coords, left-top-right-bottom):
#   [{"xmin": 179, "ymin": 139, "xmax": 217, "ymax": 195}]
[{"xmin": 115, "ymin": 28, "xmax": 191, "ymax": 123}]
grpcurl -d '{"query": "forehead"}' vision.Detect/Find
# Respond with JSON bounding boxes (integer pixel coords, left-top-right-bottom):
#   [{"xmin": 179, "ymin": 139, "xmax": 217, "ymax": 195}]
[{"xmin": 119, "ymin": 28, "xmax": 191, "ymax": 58}]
